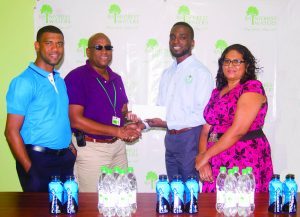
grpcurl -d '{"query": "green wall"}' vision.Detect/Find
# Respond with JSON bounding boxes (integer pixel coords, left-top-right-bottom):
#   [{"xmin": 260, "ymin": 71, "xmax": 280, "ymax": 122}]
[{"xmin": 0, "ymin": 0, "xmax": 35, "ymax": 191}]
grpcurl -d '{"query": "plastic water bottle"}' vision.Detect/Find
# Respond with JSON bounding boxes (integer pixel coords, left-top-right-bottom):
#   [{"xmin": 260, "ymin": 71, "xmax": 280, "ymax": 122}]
[
  {"xmin": 282, "ymin": 174, "xmax": 298, "ymax": 214},
  {"xmin": 156, "ymin": 174, "xmax": 171, "ymax": 214},
  {"xmin": 233, "ymin": 166, "xmax": 240, "ymax": 180},
  {"xmin": 63, "ymin": 175, "xmax": 78, "ymax": 214},
  {"xmin": 216, "ymin": 166, "xmax": 227, "ymax": 214},
  {"xmin": 102, "ymin": 169, "xmax": 117, "ymax": 217},
  {"xmin": 268, "ymin": 174, "xmax": 283, "ymax": 213},
  {"xmin": 48, "ymin": 176, "xmax": 63, "ymax": 214},
  {"xmin": 170, "ymin": 175, "xmax": 185, "ymax": 214},
  {"xmin": 223, "ymin": 169, "xmax": 238, "ymax": 217},
  {"xmin": 184, "ymin": 175, "xmax": 199, "ymax": 213},
  {"xmin": 113, "ymin": 166, "xmax": 121, "ymax": 179},
  {"xmin": 127, "ymin": 167, "xmax": 137, "ymax": 214},
  {"xmin": 116, "ymin": 169, "xmax": 131, "ymax": 217},
  {"xmin": 237, "ymin": 169, "xmax": 251, "ymax": 216},
  {"xmin": 98, "ymin": 166, "xmax": 108, "ymax": 214},
  {"xmin": 246, "ymin": 167, "xmax": 256, "ymax": 214}
]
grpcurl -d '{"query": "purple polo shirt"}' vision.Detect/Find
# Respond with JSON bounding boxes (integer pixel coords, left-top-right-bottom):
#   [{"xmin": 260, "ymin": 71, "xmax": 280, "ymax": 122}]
[{"xmin": 65, "ymin": 60, "xmax": 128, "ymax": 139}]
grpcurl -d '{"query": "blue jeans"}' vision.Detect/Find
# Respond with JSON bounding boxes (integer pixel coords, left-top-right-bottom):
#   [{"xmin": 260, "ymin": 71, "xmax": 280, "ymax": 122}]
[
  {"xmin": 165, "ymin": 125, "xmax": 202, "ymax": 182},
  {"xmin": 16, "ymin": 146, "xmax": 76, "ymax": 192}
]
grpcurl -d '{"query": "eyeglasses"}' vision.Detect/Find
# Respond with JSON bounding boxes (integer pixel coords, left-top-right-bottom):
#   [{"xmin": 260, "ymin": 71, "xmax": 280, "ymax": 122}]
[
  {"xmin": 88, "ymin": 45, "xmax": 113, "ymax": 51},
  {"xmin": 223, "ymin": 59, "xmax": 245, "ymax": 66}
]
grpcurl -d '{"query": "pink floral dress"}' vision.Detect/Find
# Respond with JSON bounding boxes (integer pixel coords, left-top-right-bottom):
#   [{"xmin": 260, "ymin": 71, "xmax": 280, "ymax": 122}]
[{"xmin": 202, "ymin": 80, "xmax": 273, "ymax": 192}]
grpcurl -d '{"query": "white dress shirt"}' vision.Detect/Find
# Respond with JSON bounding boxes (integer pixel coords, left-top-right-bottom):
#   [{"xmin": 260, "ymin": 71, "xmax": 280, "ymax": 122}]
[{"xmin": 157, "ymin": 55, "xmax": 214, "ymax": 130}]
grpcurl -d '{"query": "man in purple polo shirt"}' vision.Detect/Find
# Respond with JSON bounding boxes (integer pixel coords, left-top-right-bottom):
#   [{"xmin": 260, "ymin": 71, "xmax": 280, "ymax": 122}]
[{"xmin": 65, "ymin": 33, "xmax": 140, "ymax": 192}]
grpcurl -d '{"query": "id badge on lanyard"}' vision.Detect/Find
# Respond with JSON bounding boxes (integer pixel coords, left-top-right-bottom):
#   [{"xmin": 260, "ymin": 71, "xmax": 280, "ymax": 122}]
[
  {"xmin": 112, "ymin": 116, "xmax": 121, "ymax": 126},
  {"xmin": 96, "ymin": 77, "xmax": 120, "ymax": 126}
]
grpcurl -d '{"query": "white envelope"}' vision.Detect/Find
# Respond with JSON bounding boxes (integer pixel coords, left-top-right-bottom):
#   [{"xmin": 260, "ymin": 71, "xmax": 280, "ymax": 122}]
[{"xmin": 131, "ymin": 104, "xmax": 166, "ymax": 120}]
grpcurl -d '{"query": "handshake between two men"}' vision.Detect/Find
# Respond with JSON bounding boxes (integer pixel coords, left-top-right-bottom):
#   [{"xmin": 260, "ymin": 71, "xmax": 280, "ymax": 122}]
[{"xmin": 121, "ymin": 112, "xmax": 166, "ymax": 143}]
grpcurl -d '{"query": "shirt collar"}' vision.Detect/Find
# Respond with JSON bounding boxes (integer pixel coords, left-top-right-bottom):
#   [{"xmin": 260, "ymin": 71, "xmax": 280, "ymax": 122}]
[
  {"xmin": 29, "ymin": 62, "xmax": 60, "ymax": 78},
  {"xmin": 85, "ymin": 60, "xmax": 118, "ymax": 82},
  {"xmin": 173, "ymin": 55, "xmax": 195, "ymax": 69}
]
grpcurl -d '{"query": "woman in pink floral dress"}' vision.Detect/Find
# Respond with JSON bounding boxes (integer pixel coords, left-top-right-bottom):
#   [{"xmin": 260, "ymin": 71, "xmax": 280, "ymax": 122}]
[{"xmin": 195, "ymin": 44, "xmax": 273, "ymax": 192}]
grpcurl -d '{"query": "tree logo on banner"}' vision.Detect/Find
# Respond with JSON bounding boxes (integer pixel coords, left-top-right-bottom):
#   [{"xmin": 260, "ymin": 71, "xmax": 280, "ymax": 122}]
[
  {"xmin": 215, "ymin": 39, "xmax": 228, "ymax": 54},
  {"xmin": 109, "ymin": 4, "xmax": 121, "ymax": 24},
  {"xmin": 145, "ymin": 171, "xmax": 158, "ymax": 189},
  {"xmin": 245, "ymin": 6, "xmax": 277, "ymax": 30},
  {"xmin": 78, "ymin": 38, "xmax": 88, "ymax": 57},
  {"xmin": 107, "ymin": 3, "xmax": 139, "ymax": 26},
  {"xmin": 146, "ymin": 38, "xmax": 159, "ymax": 50},
  {"xmin": 39, "ymin": 4, "xmax": 70, "ymax": 25},
  {"xmin": 246, "ymin": 6, "xmax": 259, "ymax": 25},
  {"xmin": 178, "ymin": 5, "xmax": 190, "ymax": 22},
  {"xmin": 40, "ymin": 4, "xmax": 53, "ymax": 23},
  {"xmin": 176, "ymin": 5, "xmax": 208, "ymax": 29},
  {"xmin": 145, "ymin": 38, "xmax": 170, "ymax": 60}
]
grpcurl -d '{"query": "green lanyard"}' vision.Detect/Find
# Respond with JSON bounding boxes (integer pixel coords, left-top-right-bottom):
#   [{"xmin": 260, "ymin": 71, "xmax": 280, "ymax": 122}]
[{"xmin": 96, "ymin": 78, "xmax": 117, "ymax": 116}]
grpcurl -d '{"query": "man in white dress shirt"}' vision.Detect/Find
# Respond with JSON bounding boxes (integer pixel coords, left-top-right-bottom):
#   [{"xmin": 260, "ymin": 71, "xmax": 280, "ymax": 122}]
[{"xmin": 145, "ymin": 22, "xmax": 214, "ymax": 182}]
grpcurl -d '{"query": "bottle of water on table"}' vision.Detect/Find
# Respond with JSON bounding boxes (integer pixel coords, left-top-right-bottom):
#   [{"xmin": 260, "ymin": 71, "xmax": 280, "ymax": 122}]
[
  {"xmin": 246, "ymin": 166, "xmax": 256, "ymax": 214},
  {"xmin": 282, "ymin": 174, "xmax": 297, "ymax": 214},
  {"xmin": 268, "ymin": 174, "xmax": 283, "ymax": 213},
  {"xmin": 156, "ymin": 174, "xmax": 171, "ymax": 214},
  {"xmin": 49, "ymin": 175, "xmax": 63, "ymax": 214},
  {"xmin": 223, "ymin": 169, "xmax": 238, "ymax": 216},
  {"xmin": 170, "ymin": 175, "xmax": 185, "ymax": 214},
  {"xmin": 216, "ymin": 166, "xmax": 227, "ymax": 214},
  {"xmin": 126, "ymin": 166, "xmax": 137, "ymax": 214},
  {"xmin": 237, "ymin": 169, "xmax": 251, "ymax": 216},
  {"xmin": 185, "ymin": 175, "xmax": 199, "ymax": 213}
]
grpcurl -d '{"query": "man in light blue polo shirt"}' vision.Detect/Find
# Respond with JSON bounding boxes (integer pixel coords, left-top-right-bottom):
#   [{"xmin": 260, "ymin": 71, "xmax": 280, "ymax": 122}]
[
  {"xmin": 144, "ymin": 22, "xmax": 214, "ymax": 182},
  {"xmin": 5, "ymin": 25, "xmax": 76, "ymax": 192}
]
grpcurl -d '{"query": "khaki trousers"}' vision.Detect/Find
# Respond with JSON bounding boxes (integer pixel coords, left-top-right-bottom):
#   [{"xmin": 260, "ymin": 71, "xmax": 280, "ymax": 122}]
[{"xmin": 72, "ymin": 135, "xmax": 128, "ymax": 192}]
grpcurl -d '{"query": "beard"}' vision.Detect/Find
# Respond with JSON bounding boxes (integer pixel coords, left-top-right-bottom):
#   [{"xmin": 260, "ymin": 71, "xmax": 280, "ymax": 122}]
[{"xmin": 170, "ymin": 47, "xmax": 191, "ymax": 58}]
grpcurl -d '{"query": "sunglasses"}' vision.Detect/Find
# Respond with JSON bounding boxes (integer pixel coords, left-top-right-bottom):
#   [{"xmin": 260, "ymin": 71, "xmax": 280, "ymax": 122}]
[{"xmin": 89, "ymin": 45, "xmax": 113, "ymax": 51}]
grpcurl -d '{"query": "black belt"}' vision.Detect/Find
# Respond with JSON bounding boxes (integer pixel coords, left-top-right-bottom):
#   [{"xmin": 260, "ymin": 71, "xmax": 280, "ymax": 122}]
[
  {"xmin": 208, "ymin": 129, "xmax": 265, "ymax": 142},
  {"xmin": 26, "ymin": 144, "xmax": 68, "ymax": 156}
]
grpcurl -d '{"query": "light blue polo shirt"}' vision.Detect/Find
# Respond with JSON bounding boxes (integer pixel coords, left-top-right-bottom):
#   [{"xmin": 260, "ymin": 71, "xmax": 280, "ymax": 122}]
[{"xmin": 6, "ymin": 62, "xmax": 71, "ymax": 149}]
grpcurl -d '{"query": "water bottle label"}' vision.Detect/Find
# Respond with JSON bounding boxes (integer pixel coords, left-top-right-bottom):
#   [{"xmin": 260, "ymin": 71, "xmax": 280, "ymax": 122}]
[
  {"xmin": 217, "ymin": 190, "xmax": 225, "ymax": 203},
  {"xmin": 249, "ymin": 192, "xmax": 254, "ymax": 203},
  {"xmin": 268, "ymin": 187, "xmax": 283, "ymax": 213},
  {"xmin": 63, "ymin": 180, "xmax": 79, "ymax": 214},
  {"xmin": 239, "ymin": 192, "xmax": 250, "ymax": 207},
  {"xmin": 156, "ymin": 181, "xmax": 171, "ymax": 214},
  {"xmin": 283, "ymin": 187, "xmax": 297, "ymax": 213},
  {"xmin": 118, "ymin": 192, "xmax": 129, "ymax": 207},
  {"xmin": 172, "ymin": 195, "xmax": 184, "ymax": 213},
  {"xmin": 49, "ymin": 189, "xmax": 63, "ymax": 214},
  {"xmin": 98, "ymin": 191, "xmax": 104, "ymax": 204},
  {"xmin": 104, "ymin": 193, "xmax": 115, "ymax": 207},
  {"xmin": 157, "ymin": 186, "xmax": 170, "ymax": 200},
  {"xmin": 128, "ymin": 190, "xmax": 136, "ymax": 203},
  {"xmin": 225, "ymin": 192, "xmax": 237, "ymax": 207},
  {"xmin": 65, "ymin": 190, "xmax": 78, "ymax": 213}
]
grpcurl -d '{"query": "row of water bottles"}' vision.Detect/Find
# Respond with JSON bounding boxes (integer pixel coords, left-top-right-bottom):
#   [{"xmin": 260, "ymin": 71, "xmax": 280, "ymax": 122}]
[
  {"xmin": 156, "ymin": 174, "xmax": 199, "ymax": 214},
  {"xmin": 98, "ymin": 166, "xmax": 137, "ymax": 217},
  {"xmin": 216, "ymin": 166, "xmax": 255, "ymax": 217},
  {"xmin": 48, "ymin": 175, "xmax": 78, "ymax": 215},
  {"xmin": 268, "ymin": 173, "xmax": 298, "ymax": 214}
]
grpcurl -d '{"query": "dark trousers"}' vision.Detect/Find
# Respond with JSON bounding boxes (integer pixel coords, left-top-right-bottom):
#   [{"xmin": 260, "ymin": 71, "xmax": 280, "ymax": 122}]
[
  {"xmin": 165, "ymin": 125, "xmax": 202, "ymax": 182},
  {"xmin": 16, "ymin": 146, "xmax": 76, "ymax": 192}
]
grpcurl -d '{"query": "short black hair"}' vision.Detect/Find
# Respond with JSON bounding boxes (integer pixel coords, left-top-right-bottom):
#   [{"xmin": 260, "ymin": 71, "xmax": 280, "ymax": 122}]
[
  {"xmin": 172, "ymin": 22, "xmax": 194, "ymax": 40},
  {"xmin": 36, "ymin": 25, "xmax": 64, "ymax": 42}
]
